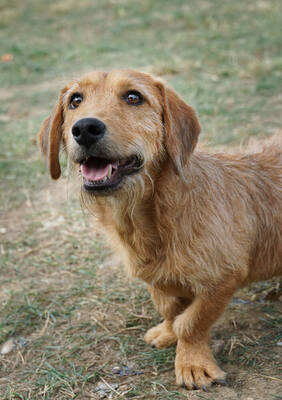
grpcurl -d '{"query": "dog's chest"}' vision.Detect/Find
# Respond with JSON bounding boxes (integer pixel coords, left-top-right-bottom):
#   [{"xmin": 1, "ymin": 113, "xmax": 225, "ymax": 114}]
[
  {"xmin": 113, "ymin": 230, "xmax": 195, "ymax": 295},
  {"xmin": 97, "ymin": 199, "xmax": 204, "ymax": 294}
]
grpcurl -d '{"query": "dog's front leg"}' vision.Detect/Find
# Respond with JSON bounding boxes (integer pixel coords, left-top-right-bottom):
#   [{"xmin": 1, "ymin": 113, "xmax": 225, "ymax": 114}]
[
  {"xmin": 173, "ymin": 282, "xmax": 237, "ymax": 389},
  {"xmin": 144, "ymin": 286, "xmax": 190, "ymax": 349}
]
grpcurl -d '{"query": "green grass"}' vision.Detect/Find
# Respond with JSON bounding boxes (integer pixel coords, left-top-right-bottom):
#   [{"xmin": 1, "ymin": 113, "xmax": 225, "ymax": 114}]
[
  {"xmin": 0, "ymin": 0, "xmax": 281, "ymax": 398},
  {"xmin": 1, "ymin": 0, "xmax": 282, "ymax": 210}
]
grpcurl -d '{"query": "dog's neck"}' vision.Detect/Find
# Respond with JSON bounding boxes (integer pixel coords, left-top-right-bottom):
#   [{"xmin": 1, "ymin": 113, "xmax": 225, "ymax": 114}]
[
  {"xmin": 83, "ymin": 158, "xmax": 198, "ymax": 281},
  {"xmin": 93, "ymin": 180, "xmax": 161, "ymax": 254}
]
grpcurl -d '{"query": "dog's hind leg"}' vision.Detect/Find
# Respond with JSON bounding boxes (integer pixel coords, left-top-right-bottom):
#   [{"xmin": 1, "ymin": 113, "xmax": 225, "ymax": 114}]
[
  {"xmin": 145, "ymin": 319, "xmax": 177, "ymax": 349},
  {"xmin": 144, "ymin": 286, "xmax": 189, "ymax": 349}
]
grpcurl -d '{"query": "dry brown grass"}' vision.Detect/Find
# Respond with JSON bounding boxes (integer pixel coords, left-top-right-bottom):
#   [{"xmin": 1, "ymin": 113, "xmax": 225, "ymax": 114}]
[
  {"xmin": 0, "ymin": 180, "xmax": 281, "ymax": 399},
  {"xmin": 1, "ymin": 0, "xmax": 281, "ymax": 397}
]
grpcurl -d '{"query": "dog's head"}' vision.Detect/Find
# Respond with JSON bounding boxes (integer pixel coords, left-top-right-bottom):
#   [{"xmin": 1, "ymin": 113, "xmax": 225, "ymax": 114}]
[{"xmin": 38, "ymin": 70, "xmax": 200, "ymax": 194}]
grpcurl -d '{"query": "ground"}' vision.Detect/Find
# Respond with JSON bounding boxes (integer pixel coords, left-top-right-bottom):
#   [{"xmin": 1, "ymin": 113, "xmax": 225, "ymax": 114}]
[{"xmin": 0, "ymin": 0, "xmax": 281, "ymax": 399}]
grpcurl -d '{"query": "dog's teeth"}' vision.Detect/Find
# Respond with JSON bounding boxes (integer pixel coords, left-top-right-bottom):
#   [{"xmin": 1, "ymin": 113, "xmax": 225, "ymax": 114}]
[
  {"xmin": 107, "ymin": 165, "xmax": 112, "ymax": 179},
  {"xmin": 97, "ymin": 177, "xmax": 107, "ymax": 183}
]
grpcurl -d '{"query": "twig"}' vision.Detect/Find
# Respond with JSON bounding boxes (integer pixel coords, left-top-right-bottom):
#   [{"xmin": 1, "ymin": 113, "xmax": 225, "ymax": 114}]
[
  {"xmin": 255, "ymin": 373, "xmax": 282, "ymax": 382},
  {"xmin": 131, "ymin": 313, "xmax": 153, "ymax": 320},
  {"xmin": 152, "ymin": 381, "xmax": 169, "ymax": 392},
  {"xmin": 99, "ymin": 376, "xmax": 125, "ymax": 398},
  {"xmin": 116, "ymin": 325, "xmax": 143, "ymax": 334},
  {"xmin": 91, "ymin": 315, "xmax": 111, "ymax": 333}
]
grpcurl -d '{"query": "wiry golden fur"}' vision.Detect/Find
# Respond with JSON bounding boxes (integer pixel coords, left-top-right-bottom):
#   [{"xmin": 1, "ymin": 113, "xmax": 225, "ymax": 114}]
[{"xmin": 38, "ymin": 70, "xmax": 282, "ymax": 390}]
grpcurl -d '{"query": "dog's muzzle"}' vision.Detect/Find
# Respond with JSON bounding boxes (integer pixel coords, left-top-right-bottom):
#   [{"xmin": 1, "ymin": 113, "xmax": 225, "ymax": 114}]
[{"xmin": 71, "ymin": 118, "xmax": 144, "ymax": 194}]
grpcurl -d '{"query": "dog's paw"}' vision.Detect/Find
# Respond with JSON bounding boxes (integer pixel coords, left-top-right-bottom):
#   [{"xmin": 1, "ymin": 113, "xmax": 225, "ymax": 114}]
[
  {"xmin": 175, "ymin": 340, "xmax": 226, "ymax": 390},
  {"xmin": 144, "ymin": 321, "xmax": 177, "ymax": 349}
]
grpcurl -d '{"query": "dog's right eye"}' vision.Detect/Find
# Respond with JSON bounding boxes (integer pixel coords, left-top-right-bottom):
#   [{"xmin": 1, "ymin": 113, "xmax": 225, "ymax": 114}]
[
  {"xmin": 124, "ymin": 91, "xmax": 144, "ymax": 106},
  {"xmin": 69, "ymin": 93, "xmax": 83, "ymax": 109}
]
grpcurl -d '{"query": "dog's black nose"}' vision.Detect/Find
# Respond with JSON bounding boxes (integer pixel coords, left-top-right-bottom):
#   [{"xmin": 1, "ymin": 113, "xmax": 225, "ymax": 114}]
[{"xmin": 72, "ymin": 118, "xmax": 106, "ymax": 147}]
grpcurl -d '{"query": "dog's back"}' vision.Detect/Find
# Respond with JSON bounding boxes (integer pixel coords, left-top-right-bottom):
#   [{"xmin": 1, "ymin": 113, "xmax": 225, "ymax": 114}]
[
  {"xmin": 208, "ymin": 137, "xmax": 282, "ymax": 283},
  {"xmin": 244, "ymin": 139, "xmax": 282, "ymax": 282}
]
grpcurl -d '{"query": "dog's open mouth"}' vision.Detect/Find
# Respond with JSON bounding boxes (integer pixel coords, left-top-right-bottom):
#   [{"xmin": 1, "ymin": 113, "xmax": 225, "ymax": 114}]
[{"xmin": 80, "ymin": 155, "xmax": 143, "ymax": 192}]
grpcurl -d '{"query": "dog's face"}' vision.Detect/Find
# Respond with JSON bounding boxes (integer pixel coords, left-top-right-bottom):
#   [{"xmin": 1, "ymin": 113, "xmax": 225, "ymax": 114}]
[{"xmin": 39, "ymin": 70, "xmax": 200, "ymax": 195}]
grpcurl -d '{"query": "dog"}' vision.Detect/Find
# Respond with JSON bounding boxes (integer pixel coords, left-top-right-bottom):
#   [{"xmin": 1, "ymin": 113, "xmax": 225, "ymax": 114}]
[{"xmin": 38, "ymin": 69, "xmax": 282, "ymax": 390}]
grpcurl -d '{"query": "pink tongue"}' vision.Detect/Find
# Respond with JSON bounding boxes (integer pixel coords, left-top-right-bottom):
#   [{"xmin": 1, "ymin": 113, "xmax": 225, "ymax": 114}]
[{"xmin": 81, "ymin": 162, "xmax": 111, "ymax": 181}]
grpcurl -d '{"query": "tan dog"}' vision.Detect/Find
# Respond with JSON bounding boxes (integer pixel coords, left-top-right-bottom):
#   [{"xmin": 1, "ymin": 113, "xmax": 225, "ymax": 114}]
[{"xmin": 39, "ymin": 70, "xmax": 282, "ymax": 390}]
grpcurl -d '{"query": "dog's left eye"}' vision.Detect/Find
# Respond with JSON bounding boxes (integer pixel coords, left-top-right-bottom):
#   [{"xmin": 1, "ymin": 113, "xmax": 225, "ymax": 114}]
[{"xmin": 125, "ymin": 91, "xmax": 144, "ymax": 106}]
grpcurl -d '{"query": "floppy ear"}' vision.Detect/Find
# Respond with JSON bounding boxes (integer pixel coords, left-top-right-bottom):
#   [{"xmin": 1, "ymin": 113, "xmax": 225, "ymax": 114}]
[
  {"xmin": 156, "ymin": 80, "xmax": 201, "ymax": 179},
  {"xmin": 38, "ymin": 86, "xmax": 69, "ymax": 180}
]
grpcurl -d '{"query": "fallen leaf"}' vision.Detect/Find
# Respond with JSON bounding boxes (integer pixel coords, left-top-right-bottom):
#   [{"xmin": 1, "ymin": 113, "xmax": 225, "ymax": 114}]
[{"xmin": 1, "ymin": 53, "xmax": 13, "ymax": 63}]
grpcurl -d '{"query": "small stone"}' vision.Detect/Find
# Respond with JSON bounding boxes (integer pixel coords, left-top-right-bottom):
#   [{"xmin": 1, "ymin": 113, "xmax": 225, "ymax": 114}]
[
  {"xmin": 16, "ymin": 337, "xmax": 28, "ymax": 348},
  {"xmin": 1, "ymin": 339, "xmax": 16, "ymax": 355},
  {"xmin": 111, "ymin": 364, "xmax": 143, "ymax": 376},
  {"xmin": 119, "ymin": 384, "xmax": 129, "ymax": 391},
  {"xmin": 96, "ymin": 382, "xmax": 118, "ymax": 393},
  {"xmin": 96, "ymin": 383, "xmax": 108, "ymax": 391},
  {"xmin": 276, "ymin": 341, "xmax": 282, "ymax": 346},
  {"xmin": 110, "ymin": 383, "xmax": 118, "ymax": 390},
  {"xmin": 112, "ymin": 366, "xmax": 121, "ymax": 374}
]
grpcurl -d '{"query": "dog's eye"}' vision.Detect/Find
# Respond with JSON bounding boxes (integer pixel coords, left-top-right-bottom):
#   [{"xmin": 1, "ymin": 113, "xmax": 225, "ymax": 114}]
[
  {"xmin": 125, "ymin": 91, "xmax": 144, "ymax": 106},
  {"xmin": 69, "ymin": 93, "xmax": 83, "ymax": 109}
]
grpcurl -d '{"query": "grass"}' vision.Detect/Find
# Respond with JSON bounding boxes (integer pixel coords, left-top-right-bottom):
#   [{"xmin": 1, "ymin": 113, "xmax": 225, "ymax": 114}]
[{"xmin": 0, "ymin": 0, "xmax": 281, "ymax": 398}]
